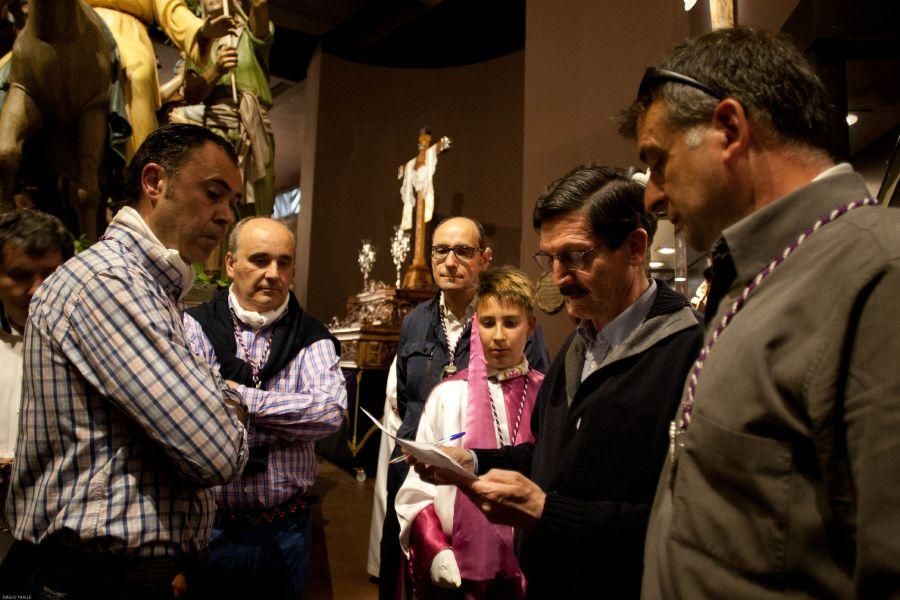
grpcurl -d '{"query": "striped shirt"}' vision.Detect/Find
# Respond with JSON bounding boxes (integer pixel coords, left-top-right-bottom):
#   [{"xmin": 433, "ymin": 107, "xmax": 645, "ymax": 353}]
[
  {"xmin": 7, "ymin": 223, "xmax": 248, "ymax": 557},
  {"xmin": 578, "ymin": 278, "xmax": 658, "ymax": 382},
  {"xmin": 183, "ymin": 300, "xmax": 347, "ymax": 510}
]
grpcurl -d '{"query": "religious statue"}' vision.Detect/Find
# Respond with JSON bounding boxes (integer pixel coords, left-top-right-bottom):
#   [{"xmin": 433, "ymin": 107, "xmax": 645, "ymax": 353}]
[
  {"xmin": 397, "ymin": 127, "xmax": 452, "ymax": 290},
  {"xmin": 0, "ymin": 0, "xmax": 113, "ymax": 239},
  {"xmin": 158, "ymin": 52, "xmax": 187, "ymax": 121},
  {"xmin": 171, "ymin": 0, "xmax": 276, "ymax": 218},
  {"xmin": 86, "ymin": 0, "xmax": 234, "ymax": 159}
]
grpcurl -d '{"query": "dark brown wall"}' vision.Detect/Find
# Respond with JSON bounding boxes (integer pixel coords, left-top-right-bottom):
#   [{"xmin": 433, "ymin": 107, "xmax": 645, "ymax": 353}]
[
  {"xmin": 736, "ymin": 0, "xmax": 801, "ymax": 30},
  {"xmin": 298, "ymin": 51, "xmax": 525, "ymax": 322},
  {"xmin": 298, "ymin": 1, "xmax": 820, "ymax": 353},
  {"xmin": 520, "ymin": 0, "xmax": 692, "ymax": 355}
]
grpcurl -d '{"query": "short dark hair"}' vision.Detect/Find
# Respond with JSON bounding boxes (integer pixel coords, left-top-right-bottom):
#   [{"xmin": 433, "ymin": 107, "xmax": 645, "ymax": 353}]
[
  {"xmin": 533, "ymin": 165, "xmax": 656, "ymax": 248},
  {"xmin": 618, "ymin": 27, "xmax": 832, "ymax": 155},
  {"xmin": 432, "ymin": 216, "xmax": 487, "ymax": 249},
  {"xmin": 0, "ymin": 208, "xmax": 74, "ymax": 266},
  {"xmin": 121, "ymin": 123, "xmax": 238, "ymax": 207}
]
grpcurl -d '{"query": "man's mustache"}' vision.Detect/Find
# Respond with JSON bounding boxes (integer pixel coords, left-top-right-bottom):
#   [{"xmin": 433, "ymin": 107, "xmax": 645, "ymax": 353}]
[{"xmin": 559, "ymin": 284, "xmax": 588, "ymax": 297}]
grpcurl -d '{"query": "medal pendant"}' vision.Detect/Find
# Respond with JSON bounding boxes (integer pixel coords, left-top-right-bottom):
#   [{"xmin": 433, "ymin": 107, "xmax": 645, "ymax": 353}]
[
  {"xmin": 668, "ymin": 420, "xmax": 685, "ymax": 484},
  {"xmin": 668, "ymin": 420, "xmax": 677, "ymax": 466},
  {"xmin": 441, "ymin": 364, "xmax": 458, "ymax": 379}
]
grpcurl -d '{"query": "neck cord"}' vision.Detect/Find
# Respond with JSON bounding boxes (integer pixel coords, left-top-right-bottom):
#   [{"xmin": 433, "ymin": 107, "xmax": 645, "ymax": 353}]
[
  {"xmin": 231, "ymin": 310, "xmax": 274, "ymax": 388},
  {"xmin": 669, "ymin": 197, "xmax": 878, "ymax": 468},
  {"xmin": 439, "ymin": 307, "xmax": 471, "ymax": 377},
  {"xmin": 491, "ymin": 376, "xmax": 529, "ymax": 446}
]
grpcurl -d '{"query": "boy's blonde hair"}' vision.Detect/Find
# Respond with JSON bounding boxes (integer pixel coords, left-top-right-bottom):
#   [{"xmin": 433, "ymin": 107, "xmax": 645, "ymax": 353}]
[{"xmin": 476, "ymin": 266, "xmax": 536, "ymax": 315}]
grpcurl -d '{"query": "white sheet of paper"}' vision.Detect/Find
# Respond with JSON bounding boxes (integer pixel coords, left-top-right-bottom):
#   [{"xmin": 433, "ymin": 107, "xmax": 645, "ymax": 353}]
[{"xmin": 361, "ymin": 407, "xmax": 477, "ymax": 480}]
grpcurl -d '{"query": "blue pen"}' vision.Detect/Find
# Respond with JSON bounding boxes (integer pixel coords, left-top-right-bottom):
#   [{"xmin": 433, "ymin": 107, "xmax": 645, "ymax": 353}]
[{"xmin": 434, "ymin": 431, "xmax": 466, "ymax": 445}]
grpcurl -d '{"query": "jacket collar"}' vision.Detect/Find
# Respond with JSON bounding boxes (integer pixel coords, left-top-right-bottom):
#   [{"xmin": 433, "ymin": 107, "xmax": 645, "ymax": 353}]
[
  {"xmin": 564, "ymin": 279, "xmax": 699, "ymax": 404},
  {"xmin": 722, "ymin": 167, "xmax": 872, "ymax": 295}
]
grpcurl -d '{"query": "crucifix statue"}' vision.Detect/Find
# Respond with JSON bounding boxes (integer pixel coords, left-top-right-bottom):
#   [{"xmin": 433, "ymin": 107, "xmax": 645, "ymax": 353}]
[{"xmin": 397, "ymin": 127, "xmax": 452, "ymax": 290}]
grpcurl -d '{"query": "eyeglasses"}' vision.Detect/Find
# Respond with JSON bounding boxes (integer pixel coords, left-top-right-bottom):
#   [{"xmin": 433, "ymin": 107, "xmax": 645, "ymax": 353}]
[
  {"xmin": 637, "ymin": 67, "xmax": 725, "ymax": 101},
  {"xmin": 533, "ymin": 246, "xmax": 602, "ymax": 272},
  {"xmin": 431, "ymin": 244, "xmax": 484, "ymax": 262}
]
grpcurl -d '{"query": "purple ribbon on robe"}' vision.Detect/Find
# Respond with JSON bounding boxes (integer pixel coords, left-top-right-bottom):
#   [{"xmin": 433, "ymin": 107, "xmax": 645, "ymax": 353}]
[{"xmin": 455, "ymin": 317, "xmax": 541, "ymax": 589}]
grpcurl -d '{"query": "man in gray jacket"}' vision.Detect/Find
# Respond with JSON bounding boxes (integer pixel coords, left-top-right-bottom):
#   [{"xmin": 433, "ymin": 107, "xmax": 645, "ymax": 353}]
[{"xmin": 619, "ymin": 27, "xmax": 900, "ymax": 598}]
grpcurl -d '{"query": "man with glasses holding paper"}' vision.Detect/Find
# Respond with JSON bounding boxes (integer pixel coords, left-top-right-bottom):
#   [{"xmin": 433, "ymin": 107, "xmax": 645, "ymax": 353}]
[
  {"xmin": 413, "ymin": 168, "xmax": 703, "ymax": 598},
  {"xmin": 379, "ymin": 216, "xmax": 549, "ymax": 598}
]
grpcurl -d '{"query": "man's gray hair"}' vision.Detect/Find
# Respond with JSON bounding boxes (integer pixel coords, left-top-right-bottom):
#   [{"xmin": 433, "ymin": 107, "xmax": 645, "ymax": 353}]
[
  {"xmin": 227, "ymin": 216, "xmax": 296, "ymax": 254},
  {"xmin": 618, "ymin": 28, "xmax": 833, "ymax": 157}
]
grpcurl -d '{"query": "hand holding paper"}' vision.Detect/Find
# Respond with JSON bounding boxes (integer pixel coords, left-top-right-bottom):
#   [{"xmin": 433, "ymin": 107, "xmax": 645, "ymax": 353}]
[{"xmin": 361, "ymin": 408, "xmax": 476, "ymax": 480}]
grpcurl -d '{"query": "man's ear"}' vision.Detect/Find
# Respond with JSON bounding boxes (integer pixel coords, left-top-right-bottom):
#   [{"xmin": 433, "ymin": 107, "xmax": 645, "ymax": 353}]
[
  {"xmin": 224, "ymin": 252, "xmax": 236, "ymax": 279},
  {"xmin": 627, "ymin": 228, "xmax": 649, "ymax": 266},
  {"xmin": 140, "ymin": 163, "xmax": 166, "ymax": 207},
  {"xmin": 711, "ymin": 99, "xmax": 750, "ymax": 163},
  {"xmin": 527, "ymin": 313, "xmax": 536, "ymax": 337},
  {"xmin": 482, "ymin": 246, "xmax": 493, "ymax": 266}
]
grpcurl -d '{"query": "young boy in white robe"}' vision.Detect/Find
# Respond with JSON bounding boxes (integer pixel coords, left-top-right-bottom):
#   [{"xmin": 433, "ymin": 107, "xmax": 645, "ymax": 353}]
[{"xmin": 396, "ymin": 266, "xmax": 544, "ymax": 599}]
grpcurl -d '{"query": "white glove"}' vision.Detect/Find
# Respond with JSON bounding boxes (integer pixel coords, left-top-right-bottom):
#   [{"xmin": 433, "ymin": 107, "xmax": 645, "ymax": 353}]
[{"xmin": 430, "ymin": 548, "xmax": 462, "ymax": 589}]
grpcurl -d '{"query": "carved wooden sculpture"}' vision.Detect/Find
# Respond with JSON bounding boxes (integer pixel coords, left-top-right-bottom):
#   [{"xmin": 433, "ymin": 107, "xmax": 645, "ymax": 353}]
[{"xmin": 0, "ymin": 0, "xmax": 111, "ymax": 239}]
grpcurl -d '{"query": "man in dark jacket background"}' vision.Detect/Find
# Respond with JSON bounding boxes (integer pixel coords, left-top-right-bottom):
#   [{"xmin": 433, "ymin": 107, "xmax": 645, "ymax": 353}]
[
  {"xmin": 379, "ymin": 216, "xmax": 550, "ymax": 598},
  {"xmin": 418, "ymin": 166, "xmax": 703, "ymax": 598}
]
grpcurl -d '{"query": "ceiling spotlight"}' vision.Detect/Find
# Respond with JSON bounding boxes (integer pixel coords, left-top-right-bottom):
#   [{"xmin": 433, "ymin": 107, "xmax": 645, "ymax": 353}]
[
  {"xmin": 649, "ymin": 261, "xmax": 665, "ymax": 269},
  {"xmin": 684, "ymin": 0, "xmax": 698, "ymax": 10},
  {"xmin": 658, "ymin": 247, "xmax": 676, "ymax": 255},
  {"xmin": 846, "ymin": 113, "xmax": 858, "ymax": 126},
  {"xmin": 674, "ymin": 276, "xmax": 687, "ymax": 282}
]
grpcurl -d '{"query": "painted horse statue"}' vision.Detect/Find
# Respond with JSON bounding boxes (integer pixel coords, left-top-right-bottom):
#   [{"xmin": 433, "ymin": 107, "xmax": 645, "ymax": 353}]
[{"xmin": 0, "ymin": 0, "xmax": 118, "ymax": 239}]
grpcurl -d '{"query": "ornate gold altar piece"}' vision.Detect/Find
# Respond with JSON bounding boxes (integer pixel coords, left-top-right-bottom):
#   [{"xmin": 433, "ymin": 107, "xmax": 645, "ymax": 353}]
[
  {"xmin": 327, "ymin": 281, "xmax": 432, "ymax": 481},
  {"xmin": 330, "ymin": 281, "xmax": 433, "ymax": 369}
]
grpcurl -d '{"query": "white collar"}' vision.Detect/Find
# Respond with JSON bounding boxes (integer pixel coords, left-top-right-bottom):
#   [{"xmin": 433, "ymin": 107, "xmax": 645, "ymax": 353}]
[
  {"xmin": 228, "ymin": 285, "xmax": 290, "ymax": 329},
  {"xmin": 110, "ymin": 207, "xmax": 195, "ymax": 299},
  {"xmin": 487, "ymin": 356, "xmax": 529, "ymax": 382},
  {"xmin": 439, "ymin": 292, "xmax": 476, "ymax": 324}
]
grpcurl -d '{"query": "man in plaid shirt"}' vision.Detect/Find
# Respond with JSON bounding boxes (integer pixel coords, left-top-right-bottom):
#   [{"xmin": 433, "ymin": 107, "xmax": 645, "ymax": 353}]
[
  {"xmin": 183, "ymin": 216, "xmax": 346, "ymax": 598},
  {"xmin": 6, "ymin": 123, "xmax": 249, "ymax": 598}
]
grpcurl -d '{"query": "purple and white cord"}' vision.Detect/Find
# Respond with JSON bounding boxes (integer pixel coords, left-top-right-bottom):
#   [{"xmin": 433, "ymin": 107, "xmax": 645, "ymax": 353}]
[
  {"xmin": 677, "ymin": 196, "xmax": 878, "ymax": 432},
  {"xmin": 491, "ymin": 377, "xmax": 529, "ymax": 446}
]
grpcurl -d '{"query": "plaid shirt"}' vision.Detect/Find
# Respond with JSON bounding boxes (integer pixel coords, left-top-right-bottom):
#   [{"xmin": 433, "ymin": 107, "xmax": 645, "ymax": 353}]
[
  {"xmin": 7, "ymin": 223, "xmax": 248, "ymax": 557},
  {"xmin": 183, "ymin": 302, "xmax": 347, "ymax": 510}
]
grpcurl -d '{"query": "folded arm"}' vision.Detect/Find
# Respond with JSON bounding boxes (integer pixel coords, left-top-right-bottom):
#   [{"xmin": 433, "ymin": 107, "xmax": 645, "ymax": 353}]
[{"xmin": 236, "ymin": 339, "xmax": 347, "ymax": 442}]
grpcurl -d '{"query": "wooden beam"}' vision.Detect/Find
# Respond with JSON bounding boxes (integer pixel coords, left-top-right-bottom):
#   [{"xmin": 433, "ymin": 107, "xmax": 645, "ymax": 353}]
[{"xmin": 709, "ymin": 0, "xmax": 734, "ymax": 29}]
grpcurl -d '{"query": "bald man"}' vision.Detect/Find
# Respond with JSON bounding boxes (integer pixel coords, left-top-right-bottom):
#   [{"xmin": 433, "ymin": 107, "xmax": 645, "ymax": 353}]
[{"xmin": 184, "ymin": 217, "xmax": 347, "ymax": 598}]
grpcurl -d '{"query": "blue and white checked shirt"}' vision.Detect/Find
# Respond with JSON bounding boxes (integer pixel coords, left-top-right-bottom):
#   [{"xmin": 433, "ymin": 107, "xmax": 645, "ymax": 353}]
[
  {"xmin": 183, "ymin": 296, "xmax": 347, "ymax": 510},
  {"xmin": 7, "ymin": 223, "xmax": 248, "ymax": 557}
]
